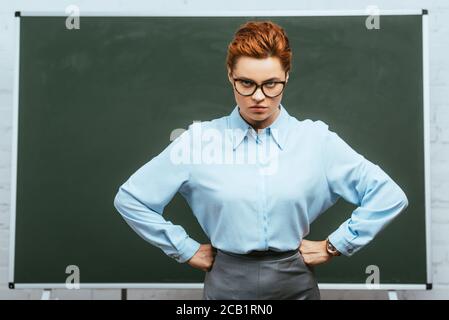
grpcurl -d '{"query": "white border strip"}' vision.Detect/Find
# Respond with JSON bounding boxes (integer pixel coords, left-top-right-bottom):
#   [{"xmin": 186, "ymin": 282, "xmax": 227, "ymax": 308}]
[
  {"xmin": 13, "ymin": 283, "xmax": 427, "ymax": 290},
  {"xmin": 18, "ymin": 9, "xmax": 423, "ymax": 17},
  {"xmin": 8, "ymin": 14, "xmax": 20, "ymax": 287},
  {"xmin": 422, "ymin": 12, "xmax": 432, "ymax": 287}
]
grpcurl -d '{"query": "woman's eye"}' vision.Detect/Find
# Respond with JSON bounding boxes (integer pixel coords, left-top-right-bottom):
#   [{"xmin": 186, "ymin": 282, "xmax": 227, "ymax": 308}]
[
  {"xmin": 264, "ymin": 82, "xmax": 276, "ymax": 88},
  {"xmin": 241, "ymin": 80, "xmax": 254, "ymax": 87}
]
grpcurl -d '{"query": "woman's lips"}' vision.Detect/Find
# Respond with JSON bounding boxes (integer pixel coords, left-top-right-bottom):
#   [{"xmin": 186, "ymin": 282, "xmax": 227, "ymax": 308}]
[{"xmin": 249, "ymin": 106, "xmax": 268, "ymax": 112}]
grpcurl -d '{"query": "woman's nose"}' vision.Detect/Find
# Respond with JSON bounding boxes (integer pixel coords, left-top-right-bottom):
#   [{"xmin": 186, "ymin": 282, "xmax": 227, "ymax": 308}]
[{"xmin": 252, "ymin": 87, "xmax": 265, "ymax": 101}]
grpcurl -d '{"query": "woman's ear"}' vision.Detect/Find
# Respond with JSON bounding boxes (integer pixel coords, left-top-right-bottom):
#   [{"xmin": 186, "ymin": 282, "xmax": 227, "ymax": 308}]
[
  {"xmin": 285, "ymin": 72, "xmax": 289, "ymax": 83},
  {"xmin": 227, "ymin": 67, "xmax": 233, "ymax": 84}
]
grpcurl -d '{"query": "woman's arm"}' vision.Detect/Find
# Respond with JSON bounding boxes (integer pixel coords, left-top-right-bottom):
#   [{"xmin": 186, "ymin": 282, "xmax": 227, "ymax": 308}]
[
  {"xmin": 321, "ymin": 122, "xmax": 409, "ymax": 257},
  {"xmin": 113, "ymin": 129, "xmax": 201, "ymax": 263}
]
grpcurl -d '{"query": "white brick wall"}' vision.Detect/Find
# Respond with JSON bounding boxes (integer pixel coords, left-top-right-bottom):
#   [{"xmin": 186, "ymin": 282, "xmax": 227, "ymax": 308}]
[{"xmin": 0, "ymin": 0, "xmax": 448, "ymax": 300}]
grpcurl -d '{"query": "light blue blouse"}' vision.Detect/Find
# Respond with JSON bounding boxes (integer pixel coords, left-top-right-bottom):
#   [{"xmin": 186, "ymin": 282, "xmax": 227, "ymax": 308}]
[{"xmin": 114, "ymin": 104, "xmax": 408, "ymax": 263}]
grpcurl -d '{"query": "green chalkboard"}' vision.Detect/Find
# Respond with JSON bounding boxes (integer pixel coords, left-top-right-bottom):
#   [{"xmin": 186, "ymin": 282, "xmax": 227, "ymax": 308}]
[{"xmin": 11, "ymin": 13, "xmax": 429, "ymax": 289}]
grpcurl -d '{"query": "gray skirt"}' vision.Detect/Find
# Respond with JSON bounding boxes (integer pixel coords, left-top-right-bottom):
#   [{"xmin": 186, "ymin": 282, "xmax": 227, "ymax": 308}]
[{"xmin": 202, "ymin": 248, "xmax": 320, "ymax": 300}]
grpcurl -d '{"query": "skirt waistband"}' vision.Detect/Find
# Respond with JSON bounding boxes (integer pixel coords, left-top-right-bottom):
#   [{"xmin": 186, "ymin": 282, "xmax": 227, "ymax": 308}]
[{"xmin": 217, "ymin": 248, "xmax": 299, "ymax": 261}]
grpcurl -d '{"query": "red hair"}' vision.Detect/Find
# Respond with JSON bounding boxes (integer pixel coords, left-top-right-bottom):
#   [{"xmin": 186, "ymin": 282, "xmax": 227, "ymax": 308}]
[{"xmin": 226, "ymin": 21, "xmax": 292, "ymax": 74}]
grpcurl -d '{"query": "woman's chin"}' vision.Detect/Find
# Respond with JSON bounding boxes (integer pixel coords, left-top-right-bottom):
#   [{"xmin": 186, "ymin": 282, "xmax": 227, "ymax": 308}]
[{"xmin": 248, "ymin": 114, "xmax": 270, "ymax": 123}]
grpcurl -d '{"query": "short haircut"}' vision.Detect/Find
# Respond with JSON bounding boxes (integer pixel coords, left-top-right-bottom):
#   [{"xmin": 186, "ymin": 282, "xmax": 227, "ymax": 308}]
[{"xmin": 226, "ymin": 20, "xmax": 292, "ymax": 74}]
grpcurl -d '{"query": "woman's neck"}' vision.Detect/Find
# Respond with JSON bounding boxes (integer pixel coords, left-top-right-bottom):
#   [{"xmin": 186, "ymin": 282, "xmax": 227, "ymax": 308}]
[{"xmin": 241, "ymin": 106, "xmax": 281, "ymax": 133}]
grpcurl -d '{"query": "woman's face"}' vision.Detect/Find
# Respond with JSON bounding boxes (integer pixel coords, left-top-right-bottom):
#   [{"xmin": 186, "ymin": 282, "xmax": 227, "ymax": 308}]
[{"xmin": 227, "ymin": 56, "xmax": 289, "ymax": 130}]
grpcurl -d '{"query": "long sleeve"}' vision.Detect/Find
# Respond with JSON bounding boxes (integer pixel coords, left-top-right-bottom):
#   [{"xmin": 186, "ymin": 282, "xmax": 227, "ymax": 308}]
[
  {"xmin": 320, "ymin": 122, "xmax": 409, "ymax": 256},
  {"xmin": 113, "ymin": 130, "xmax": 201, "ymax": 263}
]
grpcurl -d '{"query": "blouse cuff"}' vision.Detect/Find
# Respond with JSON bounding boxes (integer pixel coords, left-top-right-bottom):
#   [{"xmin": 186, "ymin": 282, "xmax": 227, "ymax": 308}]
[
  {"xmin": 328, "ymin": 230, "xmax": 357, "ymax": 257},
  {"xmin": 171, "ymin": 237, "xmax": 202, "ymax": 263}
]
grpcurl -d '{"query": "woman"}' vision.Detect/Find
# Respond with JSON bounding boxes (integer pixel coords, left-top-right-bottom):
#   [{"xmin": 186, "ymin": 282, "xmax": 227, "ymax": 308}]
[{"xmin": 113, "ymin": 21, "xmax": 408, "ymax": 300}]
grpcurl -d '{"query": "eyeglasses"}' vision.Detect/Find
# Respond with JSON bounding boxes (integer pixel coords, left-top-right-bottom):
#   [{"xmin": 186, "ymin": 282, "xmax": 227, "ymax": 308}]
[{"xmin": 232, "ymin": 75, "xmax": 287, "ymax": 98}]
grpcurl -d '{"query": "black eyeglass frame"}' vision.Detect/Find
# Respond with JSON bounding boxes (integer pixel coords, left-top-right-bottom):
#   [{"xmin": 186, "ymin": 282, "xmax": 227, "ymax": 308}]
[{"xmin": 232, "ymin": 76, "xmax": 287, "ymax": 98}]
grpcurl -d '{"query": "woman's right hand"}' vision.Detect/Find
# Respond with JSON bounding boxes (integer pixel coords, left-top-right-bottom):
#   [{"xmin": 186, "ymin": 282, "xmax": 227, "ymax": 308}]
[{"xmin": 187, "ymin": 244, "xmax": 217, "ymax": 272}]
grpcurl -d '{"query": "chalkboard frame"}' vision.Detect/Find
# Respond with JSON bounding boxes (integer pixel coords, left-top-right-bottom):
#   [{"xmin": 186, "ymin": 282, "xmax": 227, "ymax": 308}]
[{"xmin": 8, "ymin": 9, "xmax": 431, "ymax": 291}]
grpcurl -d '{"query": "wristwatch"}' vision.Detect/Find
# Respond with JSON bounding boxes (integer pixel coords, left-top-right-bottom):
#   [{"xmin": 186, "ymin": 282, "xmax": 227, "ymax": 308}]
[{"xmin": 326, "ymin": 238, "xmax": 341, "ymax": 256}]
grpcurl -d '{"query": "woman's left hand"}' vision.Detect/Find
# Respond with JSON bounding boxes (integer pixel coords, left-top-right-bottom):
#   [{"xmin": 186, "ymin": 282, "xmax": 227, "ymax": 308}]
[{"xmin": 299, "ymin": 239, "xmax": 333, "ymax": 266}]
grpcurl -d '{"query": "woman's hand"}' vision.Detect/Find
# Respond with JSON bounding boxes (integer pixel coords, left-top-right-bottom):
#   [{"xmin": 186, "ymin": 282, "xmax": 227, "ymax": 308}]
[
  {"xmin": 299, "ymin": 239, "xmax": 333, "ymax": 266},
  {"xmin": 187, "ymin": 244, "xmax": 217, "ymax": 272}
]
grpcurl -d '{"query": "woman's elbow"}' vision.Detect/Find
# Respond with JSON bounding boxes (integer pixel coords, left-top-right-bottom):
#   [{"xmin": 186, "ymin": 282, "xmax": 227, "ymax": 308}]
[
  {"xmin": 113, "ymin": 187, "xmax": 127, "ymax": 213},
  {"xmin": 398, "ymin": 188, "xmax": 409, "ymax": 212}
]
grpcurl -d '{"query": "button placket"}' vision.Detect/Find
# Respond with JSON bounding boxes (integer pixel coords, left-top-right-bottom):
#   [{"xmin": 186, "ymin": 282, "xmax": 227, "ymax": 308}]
[{"xmin": 256, "ymin": 134, "xmax": 269, "ymax": 250}]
